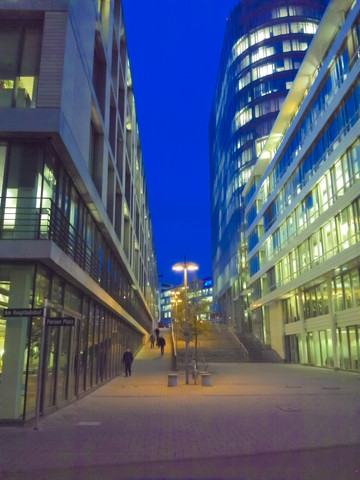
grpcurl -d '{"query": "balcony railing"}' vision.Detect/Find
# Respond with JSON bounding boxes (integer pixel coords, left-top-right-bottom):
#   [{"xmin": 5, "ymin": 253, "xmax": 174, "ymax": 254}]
[{"xmin": 0, "ymin": 197, "xmax": 151, "ymax": 329}]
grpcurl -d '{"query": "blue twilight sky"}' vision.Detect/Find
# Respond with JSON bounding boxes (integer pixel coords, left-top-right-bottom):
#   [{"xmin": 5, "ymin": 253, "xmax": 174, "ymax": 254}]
[{"xmin": 122, "ymin": 0, "xmax": 237, "ymax": 285}]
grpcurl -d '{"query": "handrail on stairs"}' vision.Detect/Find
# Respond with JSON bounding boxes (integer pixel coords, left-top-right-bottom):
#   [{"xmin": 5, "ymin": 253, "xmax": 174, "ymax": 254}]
[{"xmin": 228, "ymin": 326, "xmax": 249, "ymax": 361}]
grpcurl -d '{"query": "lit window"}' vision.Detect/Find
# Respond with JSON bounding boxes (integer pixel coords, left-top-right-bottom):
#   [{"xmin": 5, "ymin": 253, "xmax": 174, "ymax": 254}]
[
  {"xmin": 292, "ymin": 39, "xmax": 308, "ymax": 51},
  {"xmin": 273, "ymin": 23, "xmax": 289, "ymax": 36},
  {"xmin": 290, "ymin": 22, "xmax": 317, "ymax": 34},
  {"xmin": 272, "ymin": 7, "xmax": 288, "ymax": 18},
  {"xmin": 240, "ymin": 55, "xmax": 250, "ymax": 69},
  {"xmin": 4, "ymin": 189, "xmax": 18, "ymax": 229},
  {"xmin": 238, "ymin": 72, "xmax": 251, "ymax": 91},
  {"xmin": 283, "ymin": 40, "xmax": 291, "ymax": 52},
  {"xmin": 0, "ymin": 21, "xmax": 42, "ymax": 109},
  {"xmin": 251, "ymin": 45, "xmax": 275, "ymax": 63},
  {"xmin": 253, "ymin": 63, "xmax": 274, "ymax": 80},
  {"xmin": 234, "ymin": 107, "xmax": 252, "ymax": 130},
  {"xmin": 256, "ymin": 137, "xmax": 268, "ymax": 156},
  {"xmin": 250, "ymin": 27, "xmax": 271, "ymax": 46},
  {"xmin": 232, "ymin": 36, "xmax": 249, "ymax": 60}
]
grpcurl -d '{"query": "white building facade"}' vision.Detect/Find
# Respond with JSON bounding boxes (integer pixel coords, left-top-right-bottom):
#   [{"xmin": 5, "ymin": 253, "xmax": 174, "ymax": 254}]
[{"xmin": 244, "ymin": 0, "xmax": 360, "ymax": 371}]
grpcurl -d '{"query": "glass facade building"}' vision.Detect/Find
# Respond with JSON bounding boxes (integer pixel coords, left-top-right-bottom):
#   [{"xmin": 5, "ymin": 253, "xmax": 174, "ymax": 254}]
[
  {"xmin": 0, "ymin": 1, "xmax": 159, "ymax": 422},
  {"xmin": 209, "ymin": 0, "xmax": 328, "ymax": 333},
  {"xmin": 244, "ymin": 0, "xmax": 360, "ymax": 371},
  {"xmin": 161, "ymin": 278, "xmax": 214, "ymax": 325}
]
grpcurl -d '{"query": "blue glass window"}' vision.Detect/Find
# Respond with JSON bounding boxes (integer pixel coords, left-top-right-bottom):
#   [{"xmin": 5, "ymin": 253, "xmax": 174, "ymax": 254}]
[{"xmin": 249, "ymin": 254, "xmax": 260, "ymax": 276}]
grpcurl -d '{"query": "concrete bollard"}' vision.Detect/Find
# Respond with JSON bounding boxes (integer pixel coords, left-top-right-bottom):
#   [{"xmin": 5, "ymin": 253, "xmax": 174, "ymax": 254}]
[
  {"xmin": 168, "ymin": 374, "xmax": 178, "ymax": 387},
  {"xmin": 201, "ymin": 373, "xmax": 212, "ymax": 386}
]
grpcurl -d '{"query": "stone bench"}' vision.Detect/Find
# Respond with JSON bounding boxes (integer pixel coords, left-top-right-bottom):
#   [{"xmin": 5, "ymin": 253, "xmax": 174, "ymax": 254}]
[{"xmin": 168, "ymin": 374, "xmax": 178, "ymax": 387}]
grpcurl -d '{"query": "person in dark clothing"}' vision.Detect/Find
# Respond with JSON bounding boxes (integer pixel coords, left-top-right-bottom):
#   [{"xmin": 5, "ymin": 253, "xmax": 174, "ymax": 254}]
[
  {"xmin": 150, "ymin": 334, "xmax": 155, "ymax": 348},
  {"xmin": 158, "ymin": 336, "xmax": 166, "ymax": 355},
  {"xmin": 155, "ymin": 327, "xmax": 160, "ymax": 347},
  {"xmin": 122, "ymin": 348, "xmax": 133, "ymax": 377}
]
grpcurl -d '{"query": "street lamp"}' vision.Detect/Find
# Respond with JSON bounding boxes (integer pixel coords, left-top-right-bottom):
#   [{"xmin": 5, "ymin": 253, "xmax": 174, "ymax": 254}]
[{"xmin": 172, "ymin": 257, "xmax": 199, "ymax": 384}]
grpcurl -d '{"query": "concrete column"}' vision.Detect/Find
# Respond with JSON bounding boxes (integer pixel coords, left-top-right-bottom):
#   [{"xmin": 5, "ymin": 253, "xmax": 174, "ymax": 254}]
[
  {"xmin": 0, "ymin": 266, "xmax": 34, "ymax": 419},
  {"xmin": 298, "ymin": 289, "xmax": 308, "ymax": 364},
  {"xmin": 327, "ymin": 277, "xmax": 340, "ymax": 369}
]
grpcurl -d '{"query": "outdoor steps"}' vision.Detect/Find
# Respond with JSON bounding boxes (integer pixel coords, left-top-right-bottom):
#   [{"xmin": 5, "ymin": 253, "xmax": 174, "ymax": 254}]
[
  {"xmin": 236, "ymin": 332, "xmax": 283, "ymax": 363},
  {"xmin": 174, "ymin": 324, "xmax": 283, "ymax": 365},
  {"xmin": 176, "ymin": 324, "xmax": 249, "ymax": 365}
]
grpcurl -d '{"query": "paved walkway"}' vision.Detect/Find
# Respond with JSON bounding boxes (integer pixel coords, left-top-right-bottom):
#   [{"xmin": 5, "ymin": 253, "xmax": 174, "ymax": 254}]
[{"xmin": 0, "ymin": 331, "xmax": 360, "ymax": 480}]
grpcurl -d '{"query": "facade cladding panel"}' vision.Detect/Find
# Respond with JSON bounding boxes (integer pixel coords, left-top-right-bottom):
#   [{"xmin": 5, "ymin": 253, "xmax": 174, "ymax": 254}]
[
  {"xmin": 0, "ymin": 1, "xmax": 159, "ymax": 422},
  {"xmin": 209, "ymin": 0, "xmax": 329, "ymax": 333},
  {"xmin": 244, "ymin": 0, "xmax": 360, "ymax": 371}
]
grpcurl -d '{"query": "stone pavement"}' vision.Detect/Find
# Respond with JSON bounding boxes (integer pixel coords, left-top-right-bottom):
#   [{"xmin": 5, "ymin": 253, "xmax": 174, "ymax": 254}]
[{"xmin": 0, "ymin": 330, "xmax": 360, "ymax": 480}]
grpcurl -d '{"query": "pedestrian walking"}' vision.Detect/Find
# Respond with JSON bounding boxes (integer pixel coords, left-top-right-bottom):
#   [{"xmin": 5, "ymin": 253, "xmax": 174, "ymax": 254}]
[
  {"xmin": 155, "ymin": 327, "xmax": 160, "ymax": 347},
  {"xmin": 122, "ymin": 348, "xmax": 133, "ymax": 377},
  {"xmin": 150, "ymin": 334, "xmax": 155, "ymax": 348},
  {"xmin": 158, "ymin": 336, "xmax": 166, "ymax": 355}
]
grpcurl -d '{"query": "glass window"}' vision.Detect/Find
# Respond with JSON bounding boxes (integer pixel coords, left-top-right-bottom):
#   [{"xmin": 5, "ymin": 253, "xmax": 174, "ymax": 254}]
[
  {"xmin": 56, "ymin": 324, "xmax": 71, "ymax": 403},
  {"xmin": 326, "ymin": 330, "xmax": 334, "ymax": 367},
  {"xmin": 64, "ymin": 284, "xmax": 82, "ymax": 313},
  {"xmin": 0, "ymin": 20, "xmax": 42, "ymax": 108},
  {"xmin": 348, "ymin": 326, "xmax": 359, "ymax": 370},
  {"xmin": 333, "ymin": 276, "xmax": 344, "ymax": 311},
  {"xmin": 318, "ymin": 175, "xmax": 329, "ymax": 212},
  {"xmin": 350, "ymin": 140, "xmax": 360, "ymax": 180},
  {"xmin": 333, "ymin": 159, "xmax": 344, "ymax": 196},
  {"xmin": 337, "ymin": 208, "xmax": 350, "ymax": 250},
  {"xmin": 339, "ymin": 327, "xmax": 350, "ymax": 369},
  {"xmin": 322, "ymin": 219, "xmax": 337, "ymax": 259},
  {"xmin": 235, "ymin": 107, "xmax": 252, "ymax": 129},
  {"xmin": 43, "ymin": 321, "xmax": 60, "ymax": 409},
  {"xmin": 238, "ymin": 72, "xmax": 251, "ymax": 91},
  {"xmin": 0, "ymin": 145, "xmax": 6, "ymax": 198},
  {"xmin": 310, "ymin": 230, "xmax": 323, "ymax": 265},
  {"xmin": 272, "ymin": 7, "xmax": 288, "ymax": 18},
  {"xmin": 345, "ymin": 93, "xmax": 356, "ymax": 125},
  {"xmin": 350, "ymin": 269, "xmax": 360, "ymax": 308},
  {"xmin": 273, "ymin": 23, "xmax": 289, "ymax": 36},
  {"xmin": 289, "ymin": 249, "xmax": 298, "ymax": 278},
  {"xmin": 87, "ymin": 302, "xmax": 95, "ymax": 387},
  {"xmin": 343, "ymin": 273, "xmax": 353, "ymax": 308},
  {"xmin": 250, "ymin": 27, "xmax": 271, "ymax": 45}
]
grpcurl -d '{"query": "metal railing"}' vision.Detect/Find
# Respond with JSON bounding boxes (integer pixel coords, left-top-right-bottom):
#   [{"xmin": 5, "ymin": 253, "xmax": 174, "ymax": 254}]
[
  {"xmin": 0, "ymin": 197, "xmax": 151, "ymax": 328},
  {"xmin": 228, "ymin": 326, "xmax": 249, "ymax": 360}
]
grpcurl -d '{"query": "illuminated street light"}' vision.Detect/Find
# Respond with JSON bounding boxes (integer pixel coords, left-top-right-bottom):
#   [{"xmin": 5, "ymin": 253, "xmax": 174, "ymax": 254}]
[{"xmin": 172, "ymin": 257, "xmax": 199, "ymax": 384}]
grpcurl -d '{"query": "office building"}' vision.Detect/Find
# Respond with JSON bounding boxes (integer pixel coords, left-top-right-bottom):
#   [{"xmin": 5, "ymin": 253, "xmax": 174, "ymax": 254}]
[
  {"xmin": 209, "ymin": 0, "xmax": 328, "ymax": 333},
  {"xmin": 0, "ymin": 0, "xmax": 159, "ymax": 422},
  {"xmin": 160, "ymin": 278, "xmax": 214, "ymax": 325},
  {"xmin": 244, "ymin": 0, "xmax": 360, "ymax": 370}
]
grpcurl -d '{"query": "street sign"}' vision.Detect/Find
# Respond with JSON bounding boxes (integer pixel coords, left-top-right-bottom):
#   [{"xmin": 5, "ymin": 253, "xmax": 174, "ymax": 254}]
[
  {"xmin": 45, "ymin": 317, "xmax": 75, "ymax": 327},
  {"xmin": 3, "ymin": 308, "xmax": 44, "ymax": 317}
]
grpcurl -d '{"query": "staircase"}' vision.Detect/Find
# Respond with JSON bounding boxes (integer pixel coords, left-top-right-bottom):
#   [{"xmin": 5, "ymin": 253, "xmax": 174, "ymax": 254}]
[
  {"xmin": 176, "ymin": 324, "xmax": 249, "ymax": 366},
  {"xmin": 174, "ymin": 325, "xmax": 283, "ymax": 367},
  {"xmin": 236, "ymin": 332, "xmax": 283, "ymax": 363}
]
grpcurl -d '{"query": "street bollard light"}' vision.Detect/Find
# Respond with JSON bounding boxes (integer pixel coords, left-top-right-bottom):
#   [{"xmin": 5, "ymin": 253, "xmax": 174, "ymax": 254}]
[{"xmin": 172, "ymin": 257, "xmax": 199, "ymax": 385}]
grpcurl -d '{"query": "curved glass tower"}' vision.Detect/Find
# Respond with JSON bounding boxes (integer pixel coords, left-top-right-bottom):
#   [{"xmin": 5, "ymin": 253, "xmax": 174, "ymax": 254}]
[{"xmin": 209, "ymin": 0, "xmax": 329, "ymax": 333}]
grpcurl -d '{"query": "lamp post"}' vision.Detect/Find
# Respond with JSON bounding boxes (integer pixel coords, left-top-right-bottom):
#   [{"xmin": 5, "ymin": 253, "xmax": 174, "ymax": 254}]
[{"xmin": 172, "ymin": 257, "xmax": 199, "ymax": 384}]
